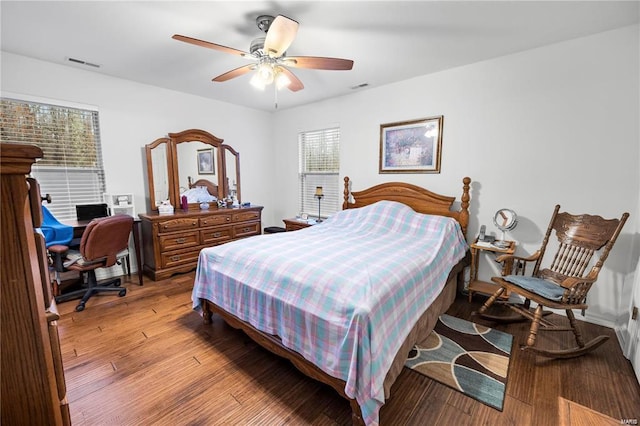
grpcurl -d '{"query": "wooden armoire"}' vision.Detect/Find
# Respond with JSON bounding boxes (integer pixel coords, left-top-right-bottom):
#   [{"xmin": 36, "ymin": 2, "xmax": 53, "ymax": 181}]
[{"xmin": 1, "ymin": 143, "xmax": 70, "ymax": 424}]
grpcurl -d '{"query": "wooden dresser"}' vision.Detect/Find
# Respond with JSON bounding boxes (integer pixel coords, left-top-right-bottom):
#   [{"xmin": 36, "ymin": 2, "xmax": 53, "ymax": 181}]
[
  {"xmin": 1, "ymin": 143, "xmax": 70, "ymax": 425},
  {"xmin": 139, "ymin": 206, "xmax": 263, "ymax": 280}
]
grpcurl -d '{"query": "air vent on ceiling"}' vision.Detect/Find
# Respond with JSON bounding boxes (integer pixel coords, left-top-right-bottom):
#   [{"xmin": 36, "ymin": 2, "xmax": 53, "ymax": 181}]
[{"xmin": 66, "ymin": 57, "xmax": 101, "ymax": 68}]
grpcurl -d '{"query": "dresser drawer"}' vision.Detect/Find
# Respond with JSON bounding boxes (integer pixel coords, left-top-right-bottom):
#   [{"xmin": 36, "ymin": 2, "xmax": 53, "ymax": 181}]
[
  {"xmin": 159, "ymin": 231, "xmax": 199, "ymax": 252},
  {"xmin": 161, "ymin": 247, "xmax": 201, "ymax": 269},
  {"xmin": 233, "ymin": 221, "xmax": 261, "ymax": 238},
  {"xmin": 158, "ymin": 218, "xmax": 199, "ymax": 232},
  {"xmin": 200, "ymin": 214, "xmax": 232, "ymax": 227},
  {"xmin": 233, "ymin": 210, "xmax": 261, "ymax": 222},
  {"xmin": 200, "ymin": 226, "xmax": 233, "ymax": 245}
]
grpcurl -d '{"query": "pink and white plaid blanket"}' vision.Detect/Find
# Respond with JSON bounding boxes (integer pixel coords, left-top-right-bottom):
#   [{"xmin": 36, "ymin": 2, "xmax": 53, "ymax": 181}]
[{"xmin": 193, "ymin": 200, "xmax": 468, "ymax": 424}]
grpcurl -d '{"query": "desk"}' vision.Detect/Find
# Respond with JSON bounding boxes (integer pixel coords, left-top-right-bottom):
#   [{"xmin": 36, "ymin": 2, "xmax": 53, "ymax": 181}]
[{"xmin": 64, "ymin": 218, "xmax": 143, "ymax": 286}]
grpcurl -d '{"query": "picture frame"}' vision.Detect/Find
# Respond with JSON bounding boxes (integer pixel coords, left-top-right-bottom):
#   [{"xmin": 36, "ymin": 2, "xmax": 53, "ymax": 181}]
[
  {"xmin": 197, "ymin": 148, "xmax": 215, "ymax": 175},
  {"xmin": 379, "ymin": 116, "xmax": 443, "ymax": 173}
]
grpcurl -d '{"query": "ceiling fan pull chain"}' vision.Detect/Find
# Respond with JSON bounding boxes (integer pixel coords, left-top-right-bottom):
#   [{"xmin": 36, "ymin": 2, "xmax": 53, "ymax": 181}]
[{"xmin": 274, "ymin": 83, "xmax": 278, "ymax": 109}]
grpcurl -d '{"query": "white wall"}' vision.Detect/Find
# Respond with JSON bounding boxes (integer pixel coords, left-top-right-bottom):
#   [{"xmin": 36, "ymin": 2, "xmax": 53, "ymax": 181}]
[
  {"xmin": 0, "ymin": 52, "xmax": 277, "ymax": 223},
  {"xmin": 272, "ymin": 25, "xmax": 640, "ymax": 330},
  {"xmin": 2, "ymin": 25, "xmax": 638, "ymax": 332}
]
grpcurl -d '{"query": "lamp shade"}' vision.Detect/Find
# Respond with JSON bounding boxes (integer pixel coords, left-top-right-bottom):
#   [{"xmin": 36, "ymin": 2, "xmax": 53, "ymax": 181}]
[{"xmin": 315, "ymin": 186, "xmax": 323, "ymax": 197}]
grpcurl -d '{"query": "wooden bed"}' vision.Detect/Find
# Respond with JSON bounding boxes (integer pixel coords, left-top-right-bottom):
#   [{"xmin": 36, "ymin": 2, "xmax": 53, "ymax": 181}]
[
  {"xmin": 187, "ymin": 176, "xmax": 218, "ymax": 196},
  {"xmin": 199, "ymin": 176, "xmax": 471, "ymax": 425}
]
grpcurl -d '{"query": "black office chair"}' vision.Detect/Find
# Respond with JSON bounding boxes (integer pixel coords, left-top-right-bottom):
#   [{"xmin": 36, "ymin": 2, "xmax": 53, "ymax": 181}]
[{"xmin": 51, "ymin": 215, "xmax": 133, "ymax": 311}]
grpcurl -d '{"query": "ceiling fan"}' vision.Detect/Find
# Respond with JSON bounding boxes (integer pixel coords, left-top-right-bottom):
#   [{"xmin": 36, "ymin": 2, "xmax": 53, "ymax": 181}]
[{"xmin": 172, "ymin": 14, "xmax": 354, "ymax": 92}]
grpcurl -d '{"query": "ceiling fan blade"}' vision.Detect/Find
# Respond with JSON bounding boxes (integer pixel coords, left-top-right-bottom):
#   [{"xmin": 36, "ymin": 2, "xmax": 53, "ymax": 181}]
[
  {"xmin": 213, "ymin": 64, "xmax": 255, "ymax": 82},
  {"xmin": 172, "ymin": 34, "xmax": 251, "ymax": 58},
  {"xmin": 282, "ymin": 56, "xmax": 354, "ymax": 70},
  {"xmin": 279, "ymin": 67, "xmax": 304, "ymax": 92},
  {"xmin": 264, "ymin": 15, "xmax": 299, "ymax": 58}
]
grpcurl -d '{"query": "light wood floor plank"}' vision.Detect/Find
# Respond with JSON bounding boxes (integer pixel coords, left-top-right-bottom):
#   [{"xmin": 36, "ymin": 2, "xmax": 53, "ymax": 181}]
[{"xmin": 56, "ymin": 272, "xmax": 640, "ymax": 425}]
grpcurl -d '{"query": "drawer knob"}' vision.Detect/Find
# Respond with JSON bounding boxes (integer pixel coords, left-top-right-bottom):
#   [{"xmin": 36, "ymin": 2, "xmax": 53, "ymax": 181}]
[
  {"xmin": 176, "ymin": 238, "xmax": 186, "ymax": 244},
  {"xmin": 226, "ymin": 217, "xmax": 231, "ymax": 221},
  {"xmin": 243, "ymin": 227, "xmax": 251, "ymax": 232},
  {"xmin": 171, "ymin": 255, "xmax": 180, "ymax": 261},
  {"xmin": 212, "ymin": 232, "xmax": 222, "ymax": 238}
]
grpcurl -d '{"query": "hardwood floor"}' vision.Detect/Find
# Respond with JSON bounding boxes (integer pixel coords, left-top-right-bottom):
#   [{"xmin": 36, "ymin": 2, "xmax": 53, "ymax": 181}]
[{"xmin": 57, "ymin": 272, "xmax": 640, "ymax": 425}]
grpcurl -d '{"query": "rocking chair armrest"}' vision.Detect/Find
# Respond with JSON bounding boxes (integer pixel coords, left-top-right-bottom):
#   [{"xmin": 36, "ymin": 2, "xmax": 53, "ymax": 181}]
[{"xmin": 559, "ymin": 276, "xmax": 597, "ymax": 290}]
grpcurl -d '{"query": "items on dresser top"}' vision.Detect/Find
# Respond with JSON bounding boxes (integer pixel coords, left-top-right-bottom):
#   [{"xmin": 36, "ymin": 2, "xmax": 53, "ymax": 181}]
[{"xmin": 139, "ymin": 206, "xmax": 263, "ymax": 281}]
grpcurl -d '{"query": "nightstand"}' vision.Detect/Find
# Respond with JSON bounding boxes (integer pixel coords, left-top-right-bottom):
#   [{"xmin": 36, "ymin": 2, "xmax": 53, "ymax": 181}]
[
  {"xmin": 283, "ymin": 218, "xmax": 315, "ymax": 231},
  {"xmin": 468, "ymin": 239, "xmax": 516, "ymax": 302}
]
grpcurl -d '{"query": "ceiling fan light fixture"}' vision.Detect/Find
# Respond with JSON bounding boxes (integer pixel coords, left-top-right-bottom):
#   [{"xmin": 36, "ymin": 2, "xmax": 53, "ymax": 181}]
[
  {"xmin": 256, "ymin": 62, "xmax": 275, "ymax": 84},
  {"xmin": 275, "ymin": 69, "xmax": 291, "ymax": 89},
  {"xmin": 250, "ymin": 72, "xmax": 267, "ymax": 90},
  {"xmin": 173, "ymin": 13, "xmax": 353, "ymax": 97}
]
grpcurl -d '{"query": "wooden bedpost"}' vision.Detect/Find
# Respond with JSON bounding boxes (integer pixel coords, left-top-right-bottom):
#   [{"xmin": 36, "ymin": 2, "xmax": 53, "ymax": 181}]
[
  {"xmin": 343, "ymin": 176, "xmax": 351, "ymax": 210},
  {"xmin": 201, "ymin": 299, "xmax": 213, "ymax": 324},
  {"xmin": 459, "ymin": 177, "xmax": 471, "ymax": 237}
]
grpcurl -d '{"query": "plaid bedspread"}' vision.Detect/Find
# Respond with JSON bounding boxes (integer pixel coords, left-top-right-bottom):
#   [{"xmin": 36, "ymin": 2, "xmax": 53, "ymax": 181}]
[{"xmin": 192, "ymin": 200, "xmax": 468, "ymax": 425}]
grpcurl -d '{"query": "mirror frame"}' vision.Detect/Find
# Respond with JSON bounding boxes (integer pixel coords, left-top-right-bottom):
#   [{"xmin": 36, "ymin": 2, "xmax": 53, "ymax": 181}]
[
  {"xmin": 168, "ymin": 129, "xmax": 224, "ymax": 210},
  {"xmin": 145, "ymin": 128, "xmax": 242, "ymax": 212},
  {"xmin": 221, "ymin": 144, "xmax": 241, "ymax": 204},
  {"xmin": 145, "ymin": 137, "xmax": 173, "ymax": 211}
]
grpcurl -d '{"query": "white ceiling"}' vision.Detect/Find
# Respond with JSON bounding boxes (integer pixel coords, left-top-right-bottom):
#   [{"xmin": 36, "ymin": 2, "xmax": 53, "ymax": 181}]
[{"xmin": 1, "ymin": 1, "xmax": 638, "ymax": 112}]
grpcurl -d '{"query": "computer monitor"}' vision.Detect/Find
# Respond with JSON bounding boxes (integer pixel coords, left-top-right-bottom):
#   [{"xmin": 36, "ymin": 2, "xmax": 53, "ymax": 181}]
[{"xmin": 75, "ymin": 203, "xmax": 109, "ymax": 221}]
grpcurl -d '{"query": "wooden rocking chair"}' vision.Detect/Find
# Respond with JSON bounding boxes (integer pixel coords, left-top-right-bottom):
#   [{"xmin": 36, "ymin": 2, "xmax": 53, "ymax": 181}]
[{"xmin": 476, "ymin": 205, "xmax": 628, "ymax": 359}]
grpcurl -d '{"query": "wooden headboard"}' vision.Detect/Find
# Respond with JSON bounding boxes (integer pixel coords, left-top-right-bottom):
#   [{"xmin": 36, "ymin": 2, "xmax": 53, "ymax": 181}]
[
  {"xmin": 342, "ymin": 176, "xmax": 471, "ymax": 236},
  {"xmin": 187, "ymin": 177, "xmax": 218, "ymax": 197}
]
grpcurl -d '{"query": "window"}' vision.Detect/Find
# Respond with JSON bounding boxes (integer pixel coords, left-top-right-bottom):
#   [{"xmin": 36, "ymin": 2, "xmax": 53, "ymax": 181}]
[
  {"xmin": 298, "ymin": 127, "xmax": 340, "ymax": 218},
  {"xmin": 1, "ymin": 97, "xmax": 106, "ymax": 221}
]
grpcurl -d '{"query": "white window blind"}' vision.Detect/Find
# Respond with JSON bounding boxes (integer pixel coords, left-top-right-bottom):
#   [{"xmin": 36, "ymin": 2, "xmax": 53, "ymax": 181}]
[
  {"xmin": 298, "ymin": 127, "xmax": 340, "ymax": 218},
  {"xmin": 1, "ymin": 97, "xmax": 106, "ymax": 221}
]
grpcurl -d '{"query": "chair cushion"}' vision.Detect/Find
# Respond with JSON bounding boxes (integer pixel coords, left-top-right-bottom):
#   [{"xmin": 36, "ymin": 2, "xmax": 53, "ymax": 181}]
[{"xmin": 503, "ymin": 275, "xmax": 565, "ymax": 301}]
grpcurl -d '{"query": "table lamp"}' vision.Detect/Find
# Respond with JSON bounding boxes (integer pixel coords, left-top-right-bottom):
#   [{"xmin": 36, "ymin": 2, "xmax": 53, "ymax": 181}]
[{"xmin": 315, "ymin": 186, "xmax": 324, "ymax": 222}]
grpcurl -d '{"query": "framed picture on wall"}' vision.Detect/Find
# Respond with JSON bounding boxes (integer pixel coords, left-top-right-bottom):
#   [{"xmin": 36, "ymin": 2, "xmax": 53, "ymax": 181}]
[
  {"xmin": 379, "ymin": 116, "xmax": 443, "ymax": 173},
  {"xmin": 197, "ymin": 148, "xmax": 215, "ymax": 174}
]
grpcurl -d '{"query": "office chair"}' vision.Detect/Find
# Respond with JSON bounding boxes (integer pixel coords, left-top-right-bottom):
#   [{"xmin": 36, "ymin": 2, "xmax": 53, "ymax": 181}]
[
  {"xmin": 51, "ymin": 214, "xmax": 134, "ymax": 311},
  {"xmin": 475, "ymin": 205, "xmax": 628, "ymax": 359},
  {"xmin": 75, "ymin": 202, "xmax": 131, "ymax": 277}
]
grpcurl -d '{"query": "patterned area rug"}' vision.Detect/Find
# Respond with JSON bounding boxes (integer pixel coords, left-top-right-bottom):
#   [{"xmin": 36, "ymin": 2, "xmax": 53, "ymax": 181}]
[{"xmin": 405, "ymin": 314, "xmax": 513, "ymax": 411}]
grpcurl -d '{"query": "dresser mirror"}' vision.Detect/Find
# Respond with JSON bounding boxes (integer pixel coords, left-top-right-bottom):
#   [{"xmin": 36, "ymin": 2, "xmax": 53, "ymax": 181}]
[
  {"xmin": 222, "ymin": 144, "xmax": 241, "ymax": 203},
  {"xmin": 145, "ymin": 137, "xmax": 173, "ymax": 210},
  {"xmin": 145, "ymin": 129, "xmax": 241, "ymax": 212}
]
